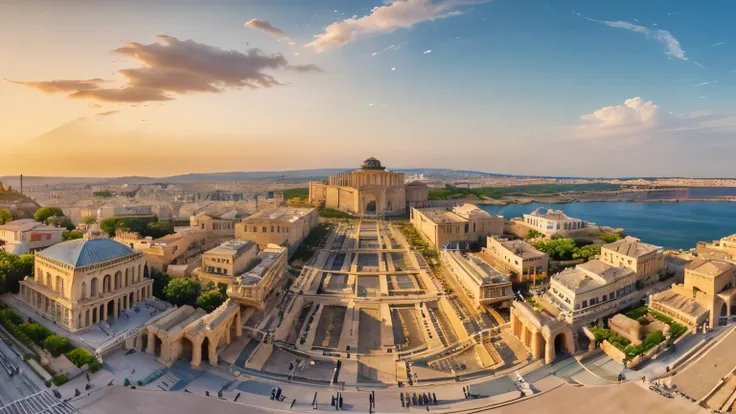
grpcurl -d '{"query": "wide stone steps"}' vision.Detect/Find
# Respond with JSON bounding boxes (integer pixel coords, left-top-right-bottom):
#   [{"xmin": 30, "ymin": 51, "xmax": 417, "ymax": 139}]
[{"xmin": 0, "ymin": 390, "xmax": 78, "ymax": 414}]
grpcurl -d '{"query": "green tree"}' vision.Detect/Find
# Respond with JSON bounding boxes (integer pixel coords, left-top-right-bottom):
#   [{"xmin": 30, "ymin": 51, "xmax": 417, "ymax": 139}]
[
  {"xmin": 65, "ymin": 348, "xmax": 96, "ymax": 368},
  {"xmin": 163, "ymin": 278, "xmax": 201, "ymax": 307},
  {"xmin": 150, "ymin": 271, "xmax": 171, "ymax": 299},
  {"xmin": 600, "ymin": 233, "xmax": 622, "ymax": 243},
  {"xmin": 533, "ymin": 238, "xmax": 578, "ymax": 260},
  {"xmin": 62, "ymin": 230, "xmax": 84, "ymax": 241},
  {"xmin": 196, "ymin": 290, "xmax": 226, "ymax": 313},
  {"xmin": 573, "ymin": 244, "xmax": 601, "ymax": 260},
  {"xmin": 525, "ymin": 229, "xmax": 543, "ymax": 240},
  {"xmin": 43, "ymin": 335, "xmax": 72, "ymax": 357},
  {"xmin": 82, "ymin": 216, "xmax": 97, "ymax": 225},
  {"xmin": 99, "ymin": 217, "xmax": 119, "ymax": 237},
  {"xmin": 46, "ymin": 215, "xmax": 74, "ymax": 230},
  {"xmin": 19, "ymin": 322, "xmax": 53, "ymax": 345},
  {"xmin": 0, "ymin": 208, "xmax": 12, "ymax": 225},
  {"xmin": 34, "ymin": 207, "xmax": 64, "ymax": 223},
  {"xmin": 217, "ymin": 283, "xmax": 228, "ymax": 296},
  {"xmin": 0, "ymin": 252, "xmax": 34, "ymax": 294}
]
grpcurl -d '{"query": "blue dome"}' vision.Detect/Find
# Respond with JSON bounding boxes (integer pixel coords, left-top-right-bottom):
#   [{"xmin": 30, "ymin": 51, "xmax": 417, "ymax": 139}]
[{"xmin": 40, "ymin": 238, "xmax": 137, "ymax": 267}]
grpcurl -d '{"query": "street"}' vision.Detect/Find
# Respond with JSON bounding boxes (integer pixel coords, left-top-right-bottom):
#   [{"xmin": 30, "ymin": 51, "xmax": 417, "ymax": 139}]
[{"xmin": 0, "ymin": 335, "xmax": 44, "ymax": 407}]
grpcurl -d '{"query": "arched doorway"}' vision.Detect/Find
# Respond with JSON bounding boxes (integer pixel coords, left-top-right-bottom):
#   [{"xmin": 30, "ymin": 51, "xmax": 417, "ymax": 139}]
[
  {"xmin": 180, "ymin": 337, "xmax": 194, "ymax": 361},
  {"xmin": 90, "ymin": 278, "xmax": 99, "ymax": 297},
  {"xmin": 154, "ymin": 335, "xmax": 163, "ymax": 356},
  {"xmin": 200, "ymin": 337, "xmax": 211, "ymax": 363},
  {"xmin": 366, "ymin": 200, "xmax": 377, "ymax": 214},
  {"xmin": 141, "ymin": 333, "xmax": 148, "ymax": 352},
  {"xmin": 720, "ymin": 302, "xmax": 728, "ymax": 326},
  {"xmin": 554, "ymin": 333, "xmax": 569, "ymax": 358},
  {"xmin": 107, "ymin": 300, "xmax": 115, "ymax": 319},
  {"xmin": 129, "ymin": 292, "xmax": 135, "ymax": 308}
]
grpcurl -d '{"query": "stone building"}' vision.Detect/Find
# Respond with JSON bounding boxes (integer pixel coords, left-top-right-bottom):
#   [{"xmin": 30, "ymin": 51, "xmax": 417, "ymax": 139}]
[
  {"xmin": 115, "ymin": 228, "xmax": 215, "ymax": 274},
  {"xmin": 522, "ymin": 208, "xmax": 590, "ymax": 237},
  {"xmin": 546, "ymin": 260, "xmax": 637, "ymax": 327},
  {"xmin": 226, "ymin": 244, "xmax": 288, "ymax": 308},
  {"xmin": 234, "ymin": 206, "xmax": 318, "ymax": 256},
  {"xmin": 650, "ymin": 258, "xmax": 736, "ymax": 328},
  {"xmin": 195, "ymin": 239, "xmax": 258, "ymax": 286},
  {"xmin": 190, "ymin": 211, "xmax": 240, "ymax": 238},
  {"xmin": 509, "ymin": 301, "xmax": 575, "ymax": 364},
  {"xmin": 308, "ymin": 157, "xmax": 428, "ymax": 216},
  {"xmin": 440, "ymin": 249, "xmax": 513, "ymax": 308},
  {"xmin": 410, "ymin": 204, "xmax": 503, "ymax": 249},
  {"xmin": 0, "ymin": 219, "xmax": 64, "ymax": 255},
  {"xmin": 17, "ymin": 237, "xmax": 152, "ymax": 332},
  {"xmin": 479, "ymin": 237, "xmax": 549, "ymax": 284},
  {"xmin": 600, "ymin": 236, "xmax": 664, "ymax": 285}
]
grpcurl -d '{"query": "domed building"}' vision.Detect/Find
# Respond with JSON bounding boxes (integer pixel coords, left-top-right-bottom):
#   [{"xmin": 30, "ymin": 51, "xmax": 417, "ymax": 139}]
[
  {"xmin": 18, "ymin": 237, "xmax": 152, "ymax": 332},
  {"xmin": 308, "ymin": 158, "xmax": 428, "ymax": 216}
]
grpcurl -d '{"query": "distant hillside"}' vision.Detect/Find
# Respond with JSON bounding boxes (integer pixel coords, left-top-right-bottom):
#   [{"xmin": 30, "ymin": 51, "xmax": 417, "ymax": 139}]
[{"xmin": 0, "ymin": 192, "xmax": 41, "ymax": 219}]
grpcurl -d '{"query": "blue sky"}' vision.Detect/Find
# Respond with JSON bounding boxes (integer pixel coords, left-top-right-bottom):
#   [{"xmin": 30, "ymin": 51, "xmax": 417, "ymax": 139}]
[{"xmin": 1, "ymin": 0, "xmax": 735, "ymax": 177}]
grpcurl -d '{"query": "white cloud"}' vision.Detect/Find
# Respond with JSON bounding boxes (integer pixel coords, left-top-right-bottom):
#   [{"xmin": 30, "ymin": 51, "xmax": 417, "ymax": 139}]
[
  {"xmin": 692, "ymin": 80, "xmax": 718, "ymax": 87},
  {"xmin": 575, "ymin": 14, "xmax": 688, "ymax": 61},
  {"xmin": 245, "ymin": 19, "xmax": 297, "ymax": 47},
  {"xmin": 306, "ymin": 0, "xmax": 489, "ymax": 52},
  {"xmin": 575, "ymin": 97, "xmax": 661, "ymax": 139},
  {"xmin": 574, "ymin": 97, "xmax": 736, "ymax": 141},
  {"xmin": 423, "ymin": 49, "xmax": 432, "ymax": 54},
  {"xmin": 602, "ymin": 21, "xmax": 687, "ymax": 60}
]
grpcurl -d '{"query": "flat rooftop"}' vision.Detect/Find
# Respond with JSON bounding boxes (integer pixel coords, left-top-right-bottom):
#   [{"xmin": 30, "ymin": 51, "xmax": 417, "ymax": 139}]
[
  {"xmin": 416, "ymin": 204, "xmax": 500, "ymax": 225},
  {"xmin": 603, "ymin": 236, "xmax": 661, "ymax": 258},
  {"xmin": 553, "ymin": 260, "xmax": 633, "ymax": 293},
  {"xmin": 497, "ymin": 238, "xmax": 547, "ymax": 260},
  {"xmin": 525, "ymin": 207, "xmax": 581, "ymax": 222},
  {"xmin": 243, "ymin": 207, "xmax": 315, "ymax": 224},
  {"xmin": 206, "ymin": 239, "xmax": 257, "ymax": 257},
  {"xmin": 686, "ymin": 257, "xmax": 734, "ymax": 277},
  {"xmin": 235, "ymin": 250, "xmax": 283, "ymax": 285}
]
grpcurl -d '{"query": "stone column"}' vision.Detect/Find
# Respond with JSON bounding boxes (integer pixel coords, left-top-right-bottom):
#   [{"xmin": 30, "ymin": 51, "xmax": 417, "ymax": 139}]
[
  {"xmin": 208, "ymin": 339, "xmax": 218, "ymax": 365},
  {"xmin": 545, "ymin": 341, "xmax": 555, "ymax": 365},
  {"xmin": 510, "ymin": 311, "xmax": 519, "ymax": 336},
  {"xmin": 102, "ymin": 303, "xmax": 108, "ymax": 321},
  {"xmin": 191, "ymin": 339, "xmax": 202, "ymax": 368},
  {"xmin": 146, "ymin": 331, "xmax": 156, "ymax": 354},
  {"xmin": 113, "ymin": 299, "xmax": 119, "ymax": 320},
  {"xmin": 531, "ymin": 331, "xmax": 541, "ymax": 359},
  {"xmin": 520, "ymin": 324, "xmax": 529, "ymax": 348},
  {"xmin": 235, "ymin": 311, "xmax": 242, "ymax": 337}
]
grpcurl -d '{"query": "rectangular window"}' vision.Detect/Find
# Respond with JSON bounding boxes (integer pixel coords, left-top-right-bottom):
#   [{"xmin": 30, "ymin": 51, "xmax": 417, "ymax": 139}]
[
  {"xmin": 262, "ymin": 226, "xmax": 267, "ymax": 233},
  {"xmin": 602, "ymin": 294, "xmax": 607, "ymax": 302},
  {"xmin": 582, "ymin": 300, "xmax": 587, "ymax": 308}
]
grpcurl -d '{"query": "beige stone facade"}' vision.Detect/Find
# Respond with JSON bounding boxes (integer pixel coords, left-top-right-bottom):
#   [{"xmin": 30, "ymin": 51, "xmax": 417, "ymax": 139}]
[
  {"xmin": 195, "ymin": 239, "xmax": 258, "ymax": 286},
  {"xmin": 17, "ymin": 237, "xmax": 153, "ymax": 332},
  {"xmin": 309, "ymin": 158, "xmax": 427, "ymax": 216},
  {"xmin": 440, "ymin": 249, "xmax": 513, "ymax": 308},
  {"xmin": 115, "ymin": 228, "xmax": 216, "ymax": 274},
  {"xmin": 142, "ymin": 300, "xmax": 241, "ymax": 367},
  {"xmin": 650, "ymin": 258, "xmax": 736, "ymax": 328},
  {"xmin": 600, "ymin": 236, "xmax": 664, "ymax": 285},
  {"xmin": 546, "ymin": 260, "xmax": 637, "ymax": 327},
  {"xmin": 522, "ymin": 208, "xmax": 590, "ymax": 237},
  {"xmin": 234, "ymin": 206, "xmax": 318, "ymax": 255},
  {"xmin": 479, "ymin": 237, "xmax": 548, "ymax": 284},
  {"xmin": 190, "ymin": 212, "xmax": 239, "ymax": 238},
  {"xmin": 410, "ymin": 204, "xmax": 503, "ymax": 249},
  {"xmin": 509, "ymin": 301, "xmax": 575, "ymax": 364},
  {"xmin": 0, "ymin": 219, "xmax": 64, "ymax": 255},
  {"xmin": 226, "ymin": 244, "xmax": 288, "ymax": 308}
]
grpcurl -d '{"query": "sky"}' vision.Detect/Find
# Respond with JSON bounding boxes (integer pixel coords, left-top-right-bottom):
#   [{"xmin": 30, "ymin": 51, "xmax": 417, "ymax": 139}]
[{"xmin": 1, "ymin": 0, "xmax": 736, "ymax": 178}]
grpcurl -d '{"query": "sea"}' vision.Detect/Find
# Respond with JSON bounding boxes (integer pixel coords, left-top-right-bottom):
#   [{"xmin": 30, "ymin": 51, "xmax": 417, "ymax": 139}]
[{"xmin": 479, "ymin": 201, "xmax": 736, "ymax": 250}]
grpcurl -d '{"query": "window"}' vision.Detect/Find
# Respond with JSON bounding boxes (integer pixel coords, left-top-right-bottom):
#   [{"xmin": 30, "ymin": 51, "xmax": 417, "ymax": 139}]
[
  {"xmin": 602, "ymin": 294, "xmax": 607, "ymax": 302},
  {"xmin": 464, "ymin": 223, "xmax": 469, "ymax": 233},
  {"xmin": 271, "ymin": 226, "xmax": 275, "ymax": 232},
  {"xmin": 582, "ymin": 300, "xmax": 587, "ymax": 308},
  {"xmin": 262, "ymin": 226, "xmax": 267, "ymax": 232}
]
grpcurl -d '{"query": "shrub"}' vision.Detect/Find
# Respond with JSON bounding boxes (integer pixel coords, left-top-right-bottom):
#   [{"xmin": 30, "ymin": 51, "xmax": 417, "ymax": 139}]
[
  {"xmin": 51, "ymin": 374, "xmax": 69, "ymax": 386},
  {"xmin": 600, "ymin": 233, "xmax": 622, "ymax": 243},
  {"xmin": 670, "ymin": 322, "xmax": 688, "ymax": 339},
  {"xmin": 624, "ymin": 306, "xmax": 649, "ymax": 320},
  {"xmin": 65, "ymin": 348, "xmax": 96, "ymax": 368},
  {"xmin": 19, "ymin": 322, "xmax": 53, "ymax": 345},
  {"xmin": 43, "ymin": 335, "xmax": 72, "ymax": 357},
  {"xmin": 163, "ymin": 278, "xmax": 202, "ymax": 307},
  {"xmin": 88, "ymin": 360, "xmax": 103, "ymax": 373},
  {"xmin": 0, "ymin": 308, "xmax": 24, "ymax": 325},
  {"xmin": 196, "ymin": 290, "xmax": 226, "ymax": 313}
]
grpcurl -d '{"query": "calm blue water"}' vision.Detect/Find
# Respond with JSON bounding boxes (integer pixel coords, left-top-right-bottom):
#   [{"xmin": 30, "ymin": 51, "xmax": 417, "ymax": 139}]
[{"xmin": 479, "ymin": 202, "xmax": 736, "ymax": 250}]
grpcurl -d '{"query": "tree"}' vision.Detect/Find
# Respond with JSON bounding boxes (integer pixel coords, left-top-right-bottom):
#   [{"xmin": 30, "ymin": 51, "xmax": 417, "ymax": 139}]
[
  {"xmin": 34, "ymin": 207, "xmax": 64, "ymax": 223},
  {"xmin": 573, "ymin": 244, "xmax": 600, "ymax": 260},
  {"xmin": 196, "ymin": 290, "xmax": 226, "ymax": 313},
  {"xmin": 0, "ymin": 208, "xmax": 12, "ymax": 225},
  {"xmin": 45, "ymin": 215, "xmax": 74, "ymax": 230},
  {"xmin": 65, "ymin": 348, "xmax": 96, "ymax": 368},
  {"xmin": 150, "ymin": 271, "xmax": 171, "ymax": 299},
  {"xmin": 43, "ymin": 335, "xmax": 72, "ymax": 357},
  {"xmin": 19, "ymin": 322, "xmax": 53, "ymax": 345},
  {"xmin": 0, "ymin": 252, "xmax": 34, "ymax": 294},
  {"xmin": 163, "ymin": 278, "xmax": 201, "ymax": 307},
  {"xmin": 62, "ymin": 230, "xmax": 84, "ymax": 241},
  {"xmin": 99, "ymin": 218, "xmax": 119, "ymax": 237},
  {"xmin": 600, "ymin": 233, "xmax": 622, "ymax": 244},
  {"xmin": 82, "ymin": 216, "xmax": 97, "ymax": 225},
  {"xmin": 525, "ymin": 229, "xmax": 543, "ymax": 241}
]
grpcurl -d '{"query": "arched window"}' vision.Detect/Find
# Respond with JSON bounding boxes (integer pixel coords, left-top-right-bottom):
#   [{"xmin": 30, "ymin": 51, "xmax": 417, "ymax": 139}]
[
  {"xmin": 46, "ymin": 273, "xmax": 53, "ymax": 288},
  {"xmin": 103, "ymin": 275, "xmax": 111, "ymax": 293},
  {"xmin": 90, "ymin": 278, "xmax": 99, "ymax": 297},
  {"xmin": 36, "ymin": 267, "xmax": 43, "ymax": 283},
  {"xmin": 114, "ymin": 271, "xmax": 122, "ymax": 290},
  {"xmin": 55, "ymin": 276, "xmax": 64, "ymax": 296},
  {"xmin": 125, "ymin": 269, "xmax": 129, "ymax": 287},
  {"xmin": 80, "ymin": 282, "xmax": 87, "ymax": 300}
]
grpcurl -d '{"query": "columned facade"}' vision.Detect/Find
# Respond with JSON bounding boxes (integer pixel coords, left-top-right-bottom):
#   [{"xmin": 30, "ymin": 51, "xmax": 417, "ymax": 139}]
[
  {"xmin": 17, "ymin": 238, "xmax": 153, "ymax": 332},
  {"xmin": 510, "ymin": 302, "xmax": 575, "ymax": 364}
]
